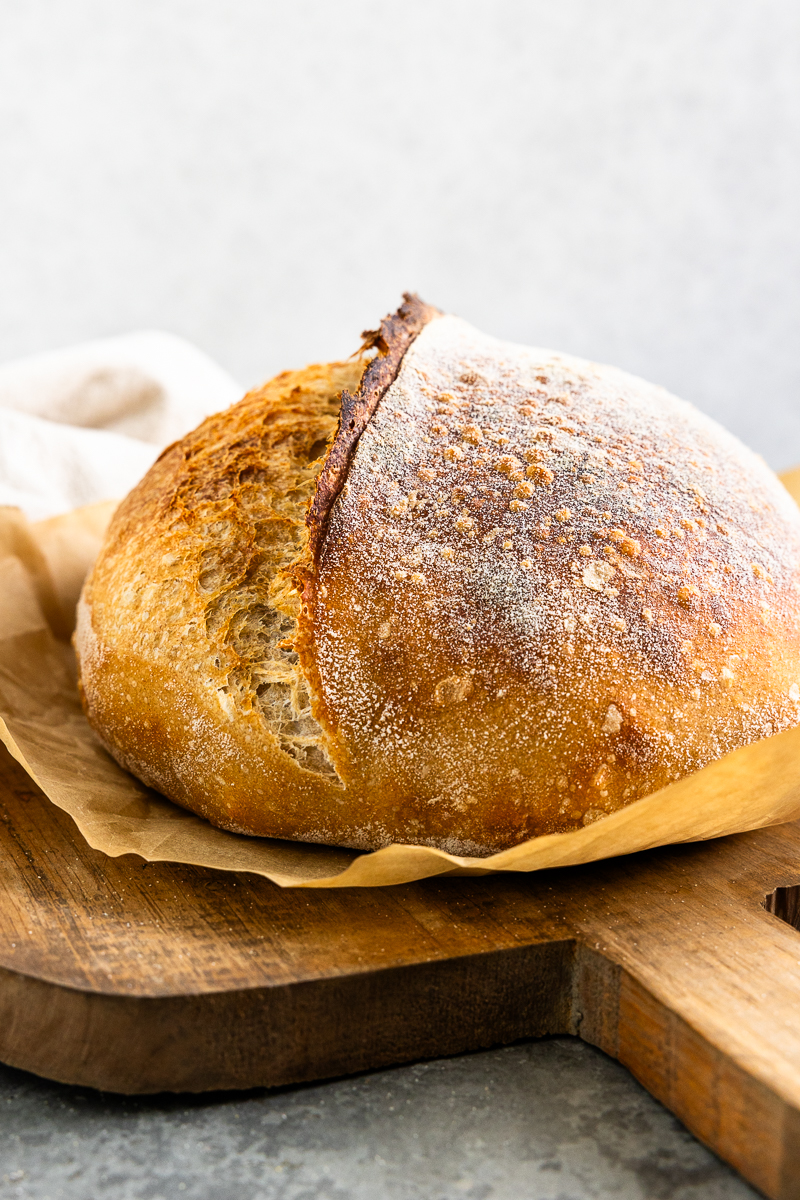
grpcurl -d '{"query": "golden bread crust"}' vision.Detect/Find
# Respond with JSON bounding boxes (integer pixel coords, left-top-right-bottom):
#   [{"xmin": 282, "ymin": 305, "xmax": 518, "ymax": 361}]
[
  {"xmin": 77, "ymin": 305, "xmax": 800, "ymax": 854},
  {"xmin": 77, "ymin": 358, "xmax": 366, "ymax": 843}
]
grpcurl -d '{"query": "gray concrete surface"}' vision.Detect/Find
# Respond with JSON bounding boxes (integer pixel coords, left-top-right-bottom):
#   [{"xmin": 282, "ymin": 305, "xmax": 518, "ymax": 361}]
[{"xmin": 0, "ymin": 1039, "xmax": 757, "ymax": 1200}]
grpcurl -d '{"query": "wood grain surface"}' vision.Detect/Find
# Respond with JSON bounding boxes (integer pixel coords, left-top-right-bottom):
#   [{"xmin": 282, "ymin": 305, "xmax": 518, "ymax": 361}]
[{"xmin": 0, "ymin": 743, "xmax": 799, "ymax": 1198}]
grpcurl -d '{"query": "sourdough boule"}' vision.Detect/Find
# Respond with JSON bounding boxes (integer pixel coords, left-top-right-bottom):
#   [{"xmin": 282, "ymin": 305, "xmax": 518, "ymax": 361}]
[{"xmin": 76, "ymin": 295, "xmax": 800, "ymax": 855}]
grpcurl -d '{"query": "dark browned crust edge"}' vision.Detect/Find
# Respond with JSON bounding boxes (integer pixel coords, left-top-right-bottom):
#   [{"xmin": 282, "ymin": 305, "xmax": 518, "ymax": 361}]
[{"xmin": 304, "ymin": 293, "xmax": 440, "ymax": 563}]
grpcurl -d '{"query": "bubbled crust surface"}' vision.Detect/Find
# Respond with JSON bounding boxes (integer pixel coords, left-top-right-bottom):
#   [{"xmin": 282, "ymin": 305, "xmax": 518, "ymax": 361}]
[
  {"xmin": 76, "ymin": 359, "xmax": 369, "ymax": 845},
  {"xmin": 300, "ymin": 316, "xmax": 800, "ymax": 854}
]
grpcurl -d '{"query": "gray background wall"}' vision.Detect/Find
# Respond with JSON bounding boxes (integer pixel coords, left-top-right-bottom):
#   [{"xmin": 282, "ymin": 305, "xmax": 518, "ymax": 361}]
[{"xmin": 1, "ymin": 0, "xmax": 798, "ymax": 467}]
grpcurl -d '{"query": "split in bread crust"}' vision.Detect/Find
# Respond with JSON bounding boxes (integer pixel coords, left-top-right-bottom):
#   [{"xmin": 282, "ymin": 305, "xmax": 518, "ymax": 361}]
[
  {"xmin": 76, "ymin": 298, "xmax": 800, "ymax": 854},
  {"xmin": 305, "ymin": 294, "xmax": 440, "ymax": 561}
]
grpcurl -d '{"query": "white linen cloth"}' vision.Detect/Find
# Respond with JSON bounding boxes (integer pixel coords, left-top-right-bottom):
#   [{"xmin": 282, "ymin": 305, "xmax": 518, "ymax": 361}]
[{"xmin": 0, "ymin": 333, "xmax": 242, "ymax": 520}]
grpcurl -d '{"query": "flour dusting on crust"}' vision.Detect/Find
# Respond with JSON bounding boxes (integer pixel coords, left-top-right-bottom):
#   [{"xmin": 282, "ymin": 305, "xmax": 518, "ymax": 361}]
[{"xmin": 306, "ymin": 316, "xmax": 800, "ymax": 852}]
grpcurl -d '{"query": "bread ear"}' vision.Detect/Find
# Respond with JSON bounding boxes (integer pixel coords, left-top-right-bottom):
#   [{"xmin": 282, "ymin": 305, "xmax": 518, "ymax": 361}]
[{"xmin": 305, "ymin": 294, "xmax": 439, "ymax": 563}]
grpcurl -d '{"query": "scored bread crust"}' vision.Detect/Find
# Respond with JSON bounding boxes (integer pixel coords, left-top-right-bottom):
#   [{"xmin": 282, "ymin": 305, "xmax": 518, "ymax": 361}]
[
  {"xmin": 77, "ymin": 298, "xmax": 800, "ymax": 854},
  {"xmin": 76, "ymin": 355, "xmax": 367, "ymax": 844}
]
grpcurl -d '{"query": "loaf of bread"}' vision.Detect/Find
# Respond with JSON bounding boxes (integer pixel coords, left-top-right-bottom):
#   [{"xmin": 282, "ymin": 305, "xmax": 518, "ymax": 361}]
[{"xmin": 76, "ymin": 296, "xmax": 800, "ymax": 855}]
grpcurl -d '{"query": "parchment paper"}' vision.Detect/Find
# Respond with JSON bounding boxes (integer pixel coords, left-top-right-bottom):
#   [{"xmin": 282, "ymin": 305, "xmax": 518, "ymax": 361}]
[{"xmin": 1, "ymin": 492, "xmax": 800, "ymax": 889}]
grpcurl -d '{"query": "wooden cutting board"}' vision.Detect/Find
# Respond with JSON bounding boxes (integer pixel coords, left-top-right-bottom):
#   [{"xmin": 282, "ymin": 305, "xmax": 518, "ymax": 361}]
[{"xmin": 1, "ymin": 743, "xmax": 799, "ymax": 1199}]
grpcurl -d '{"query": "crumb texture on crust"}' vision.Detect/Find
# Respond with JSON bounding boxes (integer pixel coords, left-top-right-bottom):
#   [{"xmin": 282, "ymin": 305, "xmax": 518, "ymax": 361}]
[
  {"xmin": 77, "ymin": 359, "xmax": 367, "ymax": 836},
  {"xmin": 304, "ymin": 315, "xmax": 800, "ymax": 852}
]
